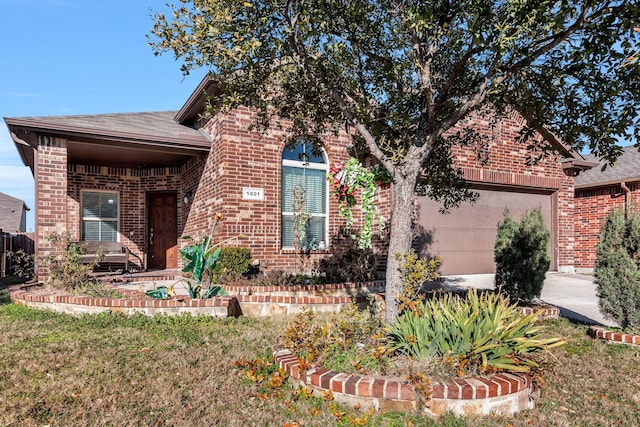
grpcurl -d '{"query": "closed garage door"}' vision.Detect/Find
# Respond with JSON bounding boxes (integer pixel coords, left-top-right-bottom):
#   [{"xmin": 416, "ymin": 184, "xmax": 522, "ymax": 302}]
[{"xmin": 414, "ymin": 187, "xmax": 556, "ymax": 275}]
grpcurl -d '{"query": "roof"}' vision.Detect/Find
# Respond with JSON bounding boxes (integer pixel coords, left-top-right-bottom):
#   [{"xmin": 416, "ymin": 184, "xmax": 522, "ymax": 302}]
[
  {"xmin": 574, "ymin": 145, "xmax": 640, "ymax": 189},
  {"xmin": 5, "ymin": 110, "xmax": 209, "ymax": 148},
  {"xmin": 0, "ymin": 192, "xmax": 29, "ymax": 233},
  {"xmin": 5, "ymin": 110, "xmax": 211, "ymax": 170}
]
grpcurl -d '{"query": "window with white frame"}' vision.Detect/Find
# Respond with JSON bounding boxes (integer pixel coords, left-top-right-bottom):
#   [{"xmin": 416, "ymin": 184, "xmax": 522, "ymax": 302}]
[
  {"xmin": 81, "ymin": 191, "xmax": 119, "ymax": 241},
  {"xmin": 282, "ymin": 138, "xmax": 328, "ymax": 250}
]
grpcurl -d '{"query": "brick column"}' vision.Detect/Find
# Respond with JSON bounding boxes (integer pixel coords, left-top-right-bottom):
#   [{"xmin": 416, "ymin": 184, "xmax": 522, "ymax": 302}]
[{"xmin": 35, "ymin": 136, "xmax": 68, "ymax": 281}]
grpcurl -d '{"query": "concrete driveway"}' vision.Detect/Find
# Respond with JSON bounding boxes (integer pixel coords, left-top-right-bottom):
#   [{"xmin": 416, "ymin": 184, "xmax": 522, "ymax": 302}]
[{"xmin": 440, "ymin": 272, "xmax": 615, "ymax": 327}]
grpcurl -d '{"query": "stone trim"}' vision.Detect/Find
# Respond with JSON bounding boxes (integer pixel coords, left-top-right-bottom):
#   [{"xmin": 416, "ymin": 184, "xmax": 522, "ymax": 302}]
[{"xmin": 589, "ymin": 326, "xmax": 640, "ymax": 346}]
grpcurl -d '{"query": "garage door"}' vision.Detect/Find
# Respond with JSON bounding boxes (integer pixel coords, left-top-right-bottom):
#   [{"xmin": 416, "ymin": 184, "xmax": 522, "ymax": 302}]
[{"xmin": 414, "ymin": 188, "xmax": 555, "ymax": 275}]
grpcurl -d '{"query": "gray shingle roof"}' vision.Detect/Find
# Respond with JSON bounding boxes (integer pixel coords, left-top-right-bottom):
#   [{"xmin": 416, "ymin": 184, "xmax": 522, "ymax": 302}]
[
  {"xmin": 574, "ymin": 145, "xmax": 640, "ymax": 188},
  {"xmin": 0, "ymin": 192, "xmax": 28, "ymax": 233},
  {"xmin": 5, "ymin": 111, "xmax": 210, "ymax": 149}
]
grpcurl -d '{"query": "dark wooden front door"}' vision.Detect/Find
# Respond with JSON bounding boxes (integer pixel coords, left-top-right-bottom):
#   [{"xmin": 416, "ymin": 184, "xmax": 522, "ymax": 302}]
[{"xmin": 148, "ymin": 192, "xmax": 178, "ymax": 269}]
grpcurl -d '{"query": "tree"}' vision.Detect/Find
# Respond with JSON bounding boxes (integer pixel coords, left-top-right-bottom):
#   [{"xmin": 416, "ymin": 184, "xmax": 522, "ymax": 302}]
[{"xmin": 149, "ymin": 0, "xmax": 640, "ymax": 323}]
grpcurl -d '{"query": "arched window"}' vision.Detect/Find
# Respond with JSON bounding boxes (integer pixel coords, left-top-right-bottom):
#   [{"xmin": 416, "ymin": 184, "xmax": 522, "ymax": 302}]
[{"xmin": 282, "ymin": 138, "xmax": 328, "ymax": 249}]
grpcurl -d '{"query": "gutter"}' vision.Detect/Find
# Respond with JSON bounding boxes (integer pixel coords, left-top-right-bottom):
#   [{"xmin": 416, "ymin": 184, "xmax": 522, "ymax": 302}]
[{"xmin": 621, "ymin": 181, "xmax": 631, "ymax": 218}]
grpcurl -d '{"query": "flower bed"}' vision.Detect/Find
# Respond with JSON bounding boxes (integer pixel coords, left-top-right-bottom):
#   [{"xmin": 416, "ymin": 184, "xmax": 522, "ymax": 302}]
[{"xmin": 273, "ymin": 349, "xmax": 537, "ymax": 417}]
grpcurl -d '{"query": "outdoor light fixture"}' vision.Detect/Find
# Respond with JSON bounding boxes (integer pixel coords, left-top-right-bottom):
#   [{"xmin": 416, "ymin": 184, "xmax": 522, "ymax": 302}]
[{"xmin": 183, "ymin": 190, "xmax": 193, "ymax": 204}]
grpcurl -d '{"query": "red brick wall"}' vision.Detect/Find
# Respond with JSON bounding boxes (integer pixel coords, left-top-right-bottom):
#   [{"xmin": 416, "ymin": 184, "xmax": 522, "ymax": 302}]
[
  {"xmin": 35, "ymin": 136, "xmax": 68, "ymax": 280},
  {"xmin": 573, "ymin": 183, "xmax": 640, "ymax": 271},
  {"xmin": 448, "ymin": 111, "xmax": 574, "ymax": 272},
  {"xmin": 185, "ymin": 107, "xmax": 363, "ymax": 273}
]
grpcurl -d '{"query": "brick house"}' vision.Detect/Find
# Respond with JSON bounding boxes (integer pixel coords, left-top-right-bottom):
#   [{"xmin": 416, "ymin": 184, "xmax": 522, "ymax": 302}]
[
  {"xmin": 4, "ymin": 75, "xmax": 591, "ymax": 279},
  {"xmin": 574, "ymin": 145, "xmax": 640, "ymax": 272}
]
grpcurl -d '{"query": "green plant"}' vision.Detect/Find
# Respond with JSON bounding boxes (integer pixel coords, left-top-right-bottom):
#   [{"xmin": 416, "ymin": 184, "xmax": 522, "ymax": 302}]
[
  {"xmin": 315, "ymin": 229, "xmax": 379, "ymax": 283},
  {"xmin": 396, "ymin": 250, "xmax": 442, "ymax": 303},
  {"xmin": 44, "ymin": 233, "xmax": 104, "ymax": 292},
  {"xmin": 212, "ymin": 247, "xmax": 252, "ymax": 284},
  {"xmin": 386, "ymin": 289, "xmax": 564, "ymax": 377},
  {"xmin": 6, "ymin": 248, "xmax": 34, "ymax": 278},
  {"xmin": 494, "ymin": 208, "xmax": 551, "ymax": 304},
  {"xmin": 180, "ymin": 213, "xmax": 237, "ymax": 299},
  {"xmin": 594, "ymin": 209, "xmax": 640, "ymax": 330},
  {"xmin": 328, "ymin": 158, "xmax": 386, "ymax": 249}
]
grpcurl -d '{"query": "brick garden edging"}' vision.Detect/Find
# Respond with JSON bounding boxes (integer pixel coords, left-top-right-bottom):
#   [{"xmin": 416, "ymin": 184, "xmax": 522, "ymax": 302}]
[
  {"xmin": 589, "ymin": 326, "xmax": 640, "ymax": 346},
  {"xmin": 273, "ymin": 349, "xmax": 537, "ymax": 417},
  {"xmin": 224, "ymin": 281, "xmax": 385, "ymax": 317},
  {"xmin": 517, "ymin": 305, "xmax": 560, "ymax": 320},
  {"xmin": 8, "ymin": 284, "xmax": 240, "ymax": 318}
]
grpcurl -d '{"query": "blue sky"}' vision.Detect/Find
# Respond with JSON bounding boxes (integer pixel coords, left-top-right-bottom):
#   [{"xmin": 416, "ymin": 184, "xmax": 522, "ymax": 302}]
[{"xmin": 0, "ymin": 0, "xmax": 208, "ymax": 231}]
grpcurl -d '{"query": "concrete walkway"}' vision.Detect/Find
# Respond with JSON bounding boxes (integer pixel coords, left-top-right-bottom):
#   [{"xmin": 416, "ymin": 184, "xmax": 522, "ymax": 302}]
[{"xmin": 440, "ymin": 272, "xmax": 616, "ymax": 327}]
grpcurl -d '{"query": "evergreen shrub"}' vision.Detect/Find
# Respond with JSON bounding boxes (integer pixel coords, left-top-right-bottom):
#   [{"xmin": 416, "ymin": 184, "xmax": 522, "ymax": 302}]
[
  {"xmin": 494, "ymin": 208, "xmax": 550, "ymax": 304},
  {"xmin": 212, "ymin": 247, "xmax": 252, "ymax": 283},
  {"xmin": 594, "ymin": 209, "xmax": 640, "ymax": 330}
]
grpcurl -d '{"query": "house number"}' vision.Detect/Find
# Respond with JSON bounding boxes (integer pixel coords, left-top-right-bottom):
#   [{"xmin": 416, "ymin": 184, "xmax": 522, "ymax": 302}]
[{"xmin": 242, "ymin": 187, "xmax": 264, "ymax": 200}]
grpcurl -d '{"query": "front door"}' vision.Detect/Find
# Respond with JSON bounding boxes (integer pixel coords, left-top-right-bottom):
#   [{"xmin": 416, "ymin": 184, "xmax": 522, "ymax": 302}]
[{"xmin": 148, "ymin": 192, "xmax": 178, "ymax": 269}]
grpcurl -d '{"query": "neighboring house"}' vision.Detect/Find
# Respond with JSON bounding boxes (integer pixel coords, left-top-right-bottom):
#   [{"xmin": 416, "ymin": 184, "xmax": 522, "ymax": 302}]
[
  {"xmin": 4, "ymin": 75, "xmax": 593, "ymax": 279},
  {"xmin": 574, "ymin": 145, "xmax": 640, "ymax": 272},
  {"xmin": 0, "ymin": 192, "xmax": 31, "ymax": 275},
  {"xmin": 0, "ymin": 192, "xmax": 29, "ymax": 233}
]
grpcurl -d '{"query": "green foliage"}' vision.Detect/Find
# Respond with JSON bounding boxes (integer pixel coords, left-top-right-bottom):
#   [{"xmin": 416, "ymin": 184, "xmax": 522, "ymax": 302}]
[
  {"xmin": 494, "ymin": 209, "xmax": 550, "ymax": 304},
  {"xmin": 327, "ymin": 158, "xmax": 382, "ymax": 249},
  {"xmin": 594, "ymin": 209, "xmax": 640, "ymax": 330},
  {"xmin": 180, "ymin": 213, "xmax": 234, "ymax": 298},
  {"xmin": 6, "ymin": 248, "xmax": 34, "ymax": 278},
  {"xmin": 44, "ymin": 233, "xmax": 104, "ymax": 292},
  {"xmin": 281, "ymin": 304, "xmax": 387, "ymax": 374},
  {"xmin": 315, "ymin": 229, "xmax": 379, "ymax": 283},
  {"xmin": 396, "ymin": 250, "xmax": 442, "ymax": 302},
  {"xmin": 212, "ymin": 247, "xmax": 252, "ymax": 284},
  {"xmin": 150, "ymin": 0, "xmax": 640, "ymax": 323},
  {"xmin": 386, "ymin": 289, "xmax": 564, "ymax": 376}
]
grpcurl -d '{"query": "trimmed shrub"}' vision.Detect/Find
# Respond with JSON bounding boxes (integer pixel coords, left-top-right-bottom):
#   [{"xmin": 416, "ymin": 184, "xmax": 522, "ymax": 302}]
[
  {"xmin": 494, "ymin": 208, "xmax": 550, "ymax": 304},
  {"xmin": 594, "ymin": 209, "xmax": 640, "ymax": 329},
  {"xmin": 212, "ymin": 247, "xmax": 252, "ymax": 283}
]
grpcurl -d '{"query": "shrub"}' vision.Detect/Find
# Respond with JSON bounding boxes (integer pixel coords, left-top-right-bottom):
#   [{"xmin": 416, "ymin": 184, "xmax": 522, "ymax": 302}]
[
  {"xmin": 594, "ymin": 209, "xmax": 640, "ymax": 330},
  {"xmin": 212, "ymin": 247, "xmax": 252, "ymax": 283},
  {"xmin": 396, "ymin": 249, "xmax": 441, "ymax": 302},
  {"xmin": 386, "ymin": 289, "xmax": 564, "ymax": 377},
  {"xmin": 494, "ymin": 208, "xmax": 550, "ymax": 304},
  {"xmin": 315, "ymin": 229, "xmax": 379, "ymax": 283},
  {"xmin": 6, "ymin": 248, "xmax": 34, "ymax": 278},
  {"xmin": 45, "ymin": 233, "xmax": 103, "ymax": 291},
  {"xmin": 280, "ymin": 303, "xmax": 387, "ymax": 374}
]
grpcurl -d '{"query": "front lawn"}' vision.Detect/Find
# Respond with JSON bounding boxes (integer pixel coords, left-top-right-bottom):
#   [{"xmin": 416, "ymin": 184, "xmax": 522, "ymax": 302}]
[{"xmin": 0, "ymin": 289, "xmax": 638, "ymax": 426}]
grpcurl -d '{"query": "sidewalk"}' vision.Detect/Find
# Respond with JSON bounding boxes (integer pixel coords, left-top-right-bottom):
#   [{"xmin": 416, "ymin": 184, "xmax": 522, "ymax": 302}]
[{"xmin": 440, "ymin": 272, "xmax": 615, "ymax": 327}]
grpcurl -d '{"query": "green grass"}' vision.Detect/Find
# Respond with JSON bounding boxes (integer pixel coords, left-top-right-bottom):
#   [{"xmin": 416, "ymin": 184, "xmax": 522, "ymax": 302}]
[{"xmin": 0, "ymin": 289, "xmax": 639, "ymax": 426}]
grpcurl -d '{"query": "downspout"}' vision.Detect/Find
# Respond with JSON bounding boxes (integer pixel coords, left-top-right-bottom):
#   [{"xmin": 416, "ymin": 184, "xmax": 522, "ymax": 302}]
[{"xmin": 621, "ymin": 181, "xmax": 631, "ymax": 219}]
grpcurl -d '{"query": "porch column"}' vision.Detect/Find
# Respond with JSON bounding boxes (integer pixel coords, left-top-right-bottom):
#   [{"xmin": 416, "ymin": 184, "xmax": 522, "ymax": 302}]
[{"xmin": 35, "ymin": 136, "xmax": 68, "ymax": 281}]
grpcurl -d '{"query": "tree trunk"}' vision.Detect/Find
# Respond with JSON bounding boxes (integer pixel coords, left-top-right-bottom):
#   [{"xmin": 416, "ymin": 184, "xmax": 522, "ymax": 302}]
[{"xmin": 384, "ymin": 173, "xmax": 419, "ymax": 324}]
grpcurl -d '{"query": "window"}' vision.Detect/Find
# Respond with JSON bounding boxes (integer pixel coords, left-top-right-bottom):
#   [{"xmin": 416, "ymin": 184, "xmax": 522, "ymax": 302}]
[
  {"xmin": 81, "ymin": 191, "xmax": 119, "ymax": 241},
  {"xmin": 282, "ymin": 138, "xmax": 328, "ymax": 249}
]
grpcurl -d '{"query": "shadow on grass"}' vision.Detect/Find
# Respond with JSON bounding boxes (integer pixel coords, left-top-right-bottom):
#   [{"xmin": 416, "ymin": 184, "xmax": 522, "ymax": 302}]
[{"xmin": 0, "ymin": 276, "xmax": 29, "ymax": 305}]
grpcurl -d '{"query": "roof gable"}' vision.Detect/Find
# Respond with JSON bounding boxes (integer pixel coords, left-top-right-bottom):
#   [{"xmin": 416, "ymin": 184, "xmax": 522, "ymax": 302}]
[{"xmin": 0, "ymin": 192, "xmax": 28, "ymax": 233}]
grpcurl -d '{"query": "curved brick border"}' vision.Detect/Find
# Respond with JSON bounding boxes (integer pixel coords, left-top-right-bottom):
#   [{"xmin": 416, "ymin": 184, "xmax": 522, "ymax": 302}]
[
  {"xmin": 273, "ymin": 349, "xmax": 536, "ymax": 417},
  {"xmin": 517, "ymin": 305, "xmax": 560, "ymax": 320},
  {"xmin": 589, "ymin": 326, "xmax": 640, "ymax": 346},
  {"xmin": 8, "ymin": 285, "xmax": 239, "ymax": 317}
]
